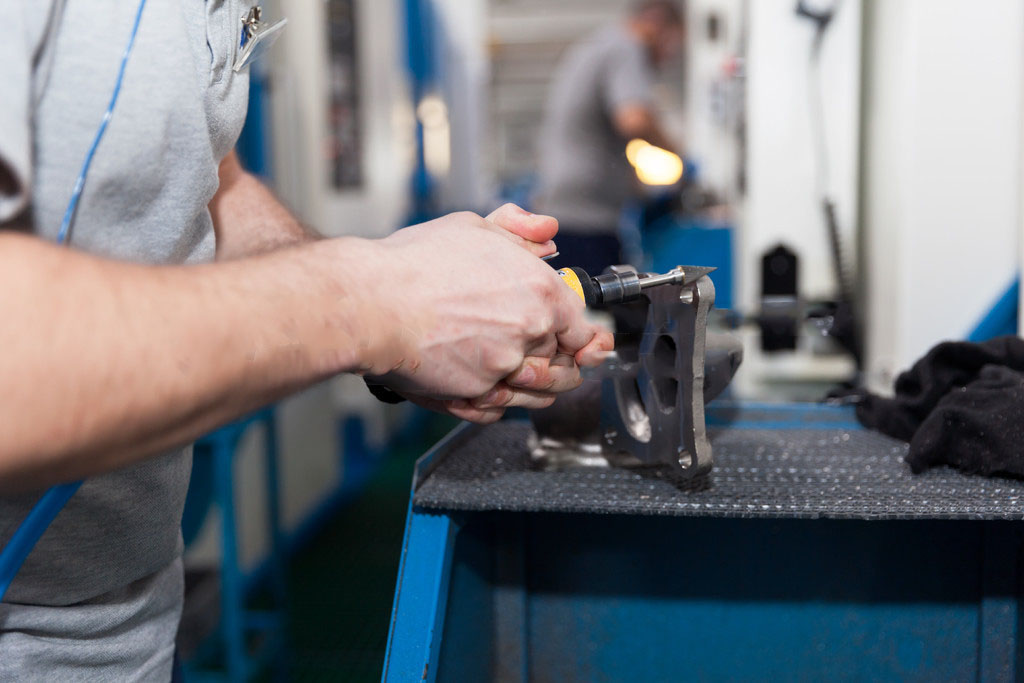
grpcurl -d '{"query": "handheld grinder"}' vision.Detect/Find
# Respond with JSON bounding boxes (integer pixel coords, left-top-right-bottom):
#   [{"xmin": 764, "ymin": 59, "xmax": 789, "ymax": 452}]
[{"xmin": 555, "ymin": 264, "xmax": 715, "ymax": 306}]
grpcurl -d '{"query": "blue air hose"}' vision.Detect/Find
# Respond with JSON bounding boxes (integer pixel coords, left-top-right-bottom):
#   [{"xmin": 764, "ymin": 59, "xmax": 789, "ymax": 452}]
[
  {"xmin": 0, "ymin": 482, "xmax": 82, "ymax": 598},
  {"xmin": 0, "ymin": 0, "xmax": 148, "ymax": 602}
]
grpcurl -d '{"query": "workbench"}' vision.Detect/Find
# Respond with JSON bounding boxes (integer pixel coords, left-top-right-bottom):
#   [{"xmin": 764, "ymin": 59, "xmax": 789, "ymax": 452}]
[{"xmin": 384, "ymin": 403, "xmax": 1024, "ymax": 682}]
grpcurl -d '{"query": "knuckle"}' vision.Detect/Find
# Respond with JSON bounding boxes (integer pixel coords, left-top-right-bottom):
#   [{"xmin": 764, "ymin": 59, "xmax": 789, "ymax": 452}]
[
  {"xmin": 484, "ymin": 348, "xmax": 522, "ymax": 377},
  {"xmin": 469, "ymin": 379, "xmax": 493, "ymax": 397},
  {"xmin": 462, "ymin": 410, "xmax": 489, "ymax": 424},
  {"xmin": 452, "ymin": 210, "xmax": 484, "ymax": 227},
  {"xmin": 524, "ymin": 314, "xmax": 555, "ymax": 340},
  {"xmin": 532, "ymin": 369, "xmax": 558, "ymax": 391},
  {"xmin": 551, "ymin": 372, "xmax": 579, "ymax": 393},
  {"xmin": 486, "ymin": 386, "xmax": 514, "ymax": 408},
  {"xmin": 502, "ymin": 354, "xmax": 525, "ymax": 377},
  {"xmin": 506, "ymin": 362, "xmax": 533, "ymax": 387},
  {"xmin": 462, "ymin": 406, "xmax": 503, "ymax": 424},
  {"xmin": 527, "ymin": 273, "xmax": 557, "ymax": 302},
  {"xmin": 457, "ymin": 369, "xmax": 493, "ymax": 397}
]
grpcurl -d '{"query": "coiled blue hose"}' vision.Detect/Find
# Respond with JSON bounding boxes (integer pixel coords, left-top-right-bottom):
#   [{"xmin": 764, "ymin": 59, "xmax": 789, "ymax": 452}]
[{"xmin": 0, "ymin": 0, "xmax": 148, "ymax": 602}]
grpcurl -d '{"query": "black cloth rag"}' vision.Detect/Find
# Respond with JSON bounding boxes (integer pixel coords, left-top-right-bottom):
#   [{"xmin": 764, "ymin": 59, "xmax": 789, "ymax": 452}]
[{"xmin": 855, "ymin": 336, "xmax": 1024, "ymax": 477}]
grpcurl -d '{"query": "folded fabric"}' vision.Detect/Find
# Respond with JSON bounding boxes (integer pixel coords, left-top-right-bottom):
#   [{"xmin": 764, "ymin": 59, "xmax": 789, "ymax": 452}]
[{"xmin": 855, "ymin": 336, "xmax": 1024, "ymax": 477}]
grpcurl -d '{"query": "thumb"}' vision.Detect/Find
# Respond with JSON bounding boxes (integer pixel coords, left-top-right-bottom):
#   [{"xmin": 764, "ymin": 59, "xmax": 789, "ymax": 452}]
[{"xmin": 486, "ymin": 203, "xmax": 559, "ymax": 253}]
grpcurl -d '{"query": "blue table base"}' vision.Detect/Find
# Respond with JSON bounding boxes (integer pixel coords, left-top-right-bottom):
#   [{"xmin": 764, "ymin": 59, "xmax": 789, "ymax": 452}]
[{"xmin": 385, "ymin": 406, "xmax": 1024, "ymax": 682}]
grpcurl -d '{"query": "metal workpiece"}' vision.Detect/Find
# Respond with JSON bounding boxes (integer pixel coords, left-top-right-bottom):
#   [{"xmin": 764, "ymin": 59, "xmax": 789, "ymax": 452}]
[
  {"xmin": 530, "ymin": 265, "xmax": 741, "ymax": 479},
  {"xmin": 602, "ymin": 269, "xmax": 717, "ymax": 476}
]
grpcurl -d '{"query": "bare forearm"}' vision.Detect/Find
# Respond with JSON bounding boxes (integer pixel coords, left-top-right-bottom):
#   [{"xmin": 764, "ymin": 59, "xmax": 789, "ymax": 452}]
[
  {"xmin": 0, "ymin": 204, "xmax": 614, "ymax": 488},
  {"xmin": 0, "ymin": 233, "xmax": 386, "ymax": 490},
  {"xmin": 210, "ymin": 151, "xmax": 320, "ymax": 260}
]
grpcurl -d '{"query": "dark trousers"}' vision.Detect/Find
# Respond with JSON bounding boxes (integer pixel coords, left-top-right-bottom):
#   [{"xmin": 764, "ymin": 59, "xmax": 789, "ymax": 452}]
[{"xmin": 547, "ymin": 229, "xmax": 623, "ymax": 276}]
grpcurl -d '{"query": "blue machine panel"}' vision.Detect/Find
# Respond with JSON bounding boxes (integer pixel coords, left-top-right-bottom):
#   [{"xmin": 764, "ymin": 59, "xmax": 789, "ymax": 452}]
[
  {"xmin": 387, "ymin": 408, "xmax": 1023, "ymax": 682},
  {"xmin": 644, "ymin": 219, "xmax": 734, "ymax": 310},
  {"xmin": 384, "ymin": 506, "xmax": 462, "ymax": 683},
  {"xmin": 425, "ymin": 513, "xmax": 1019, "ymax": 682}
]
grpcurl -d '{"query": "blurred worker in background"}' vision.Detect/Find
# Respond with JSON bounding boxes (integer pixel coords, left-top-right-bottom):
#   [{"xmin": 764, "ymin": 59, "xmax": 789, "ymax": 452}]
[
  {"xmin": 0, "ymin": 3, "xmax": 610, "ymax": 679},
  {"xmin": 536, "ymin": 0, "xmax": 685, "ymax": 276}
]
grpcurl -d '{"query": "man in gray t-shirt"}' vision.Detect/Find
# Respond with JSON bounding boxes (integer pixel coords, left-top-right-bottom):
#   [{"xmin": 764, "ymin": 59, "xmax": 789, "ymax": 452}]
[
  {"xmin": 0, "ymin": 2, "xmax": 612, "ymax": 679},
  {"xmin": 1, "ymin": 2, "xmax": 252, "ymax": 678},
  {"xmin": 536, "ymin": 0, "xmax": 685, "ymax": 275}
]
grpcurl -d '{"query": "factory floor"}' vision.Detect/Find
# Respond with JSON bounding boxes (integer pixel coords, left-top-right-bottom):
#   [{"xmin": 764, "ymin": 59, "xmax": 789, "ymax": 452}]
[{"xmin": 270, "ymin": 413, "xmax": 458, "ymax": 682}]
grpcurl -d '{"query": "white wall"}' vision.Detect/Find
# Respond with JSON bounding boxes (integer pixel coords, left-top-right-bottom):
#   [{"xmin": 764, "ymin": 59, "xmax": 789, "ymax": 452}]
[
  {"xmin": 683, "ymin": 0, "xmax": 747, "ymax": 201},
  {"xmin": 434, "ymin": 0, "xmax": 489, "ymax": 210},
  {"xmin": 861, "ymin": 0, "xmax": 1024, "ymax": 390},
  {"xmin": 743, "ymin": 0, "xmax": 862, "ymax": 311},
  {"xmin": 268, "ymin": 0, "xmax": 412, "ymax": 238}
]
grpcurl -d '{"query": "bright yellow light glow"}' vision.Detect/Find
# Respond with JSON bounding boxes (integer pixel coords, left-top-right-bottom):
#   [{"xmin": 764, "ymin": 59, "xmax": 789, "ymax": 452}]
[
  {"xmin": 416, "ymin": 95, "xmax": 448, "ymax": 129},
  {"xmin": 626, "ymin": 138, "xmax": 684, "ymax": 186},
  {"xmin": 417, "ymin": 95, "xmax": 451, "ymax": 177},
  {"xmin": 625, "ymin": 138, "xmax": 649, "ymax": 166}
]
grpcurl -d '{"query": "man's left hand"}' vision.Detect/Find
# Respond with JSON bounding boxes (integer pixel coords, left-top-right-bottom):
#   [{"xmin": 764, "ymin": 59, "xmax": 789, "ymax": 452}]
[{"xmin": 430, "ymin": 203, "xmax": 612, "ymax": 423}]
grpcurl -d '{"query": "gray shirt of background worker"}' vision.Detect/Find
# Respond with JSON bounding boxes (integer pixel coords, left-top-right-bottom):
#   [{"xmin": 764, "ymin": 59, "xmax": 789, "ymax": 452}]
[{"xmin": 536, "ymin": 1, "xmax": 684, "ymax": 234}]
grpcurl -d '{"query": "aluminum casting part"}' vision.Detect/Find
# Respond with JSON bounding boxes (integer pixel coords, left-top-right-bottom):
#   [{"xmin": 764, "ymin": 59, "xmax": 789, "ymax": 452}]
[
  {"xmin": 530, "ymin": 266, "xmax": 728, "ymax": 479},
  {"xmin": 527, "ymin": 377, "xmax": 645, "ymax": 470},
  {"xmin": 704, "ymin": 332, "xmax": 744, "ymax": 404},
  {"xmin": 598, "ymin": 270, "xmax": 716, "ymax": 477},
  {"xmin": 526, "ymin": 432, "xmax": 639, "ymax": 471}
]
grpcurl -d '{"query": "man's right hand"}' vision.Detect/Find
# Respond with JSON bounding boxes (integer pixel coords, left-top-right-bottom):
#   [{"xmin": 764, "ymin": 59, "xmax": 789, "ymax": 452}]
[
  {"xmin": 359, "ymin": 211, "xmax": 612, "ymax": 423},
  {"xmin": 0, "ymin": 203, "xmax": 608, "ymax": 487}
]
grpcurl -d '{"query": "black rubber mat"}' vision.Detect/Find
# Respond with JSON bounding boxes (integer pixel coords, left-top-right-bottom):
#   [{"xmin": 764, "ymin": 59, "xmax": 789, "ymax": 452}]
[{"xmin": 412, "ymin": 419, "xmax": 1024, "ymax": 520}]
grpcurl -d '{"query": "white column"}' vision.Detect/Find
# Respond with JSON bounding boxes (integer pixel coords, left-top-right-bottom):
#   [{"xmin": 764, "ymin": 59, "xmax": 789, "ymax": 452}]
[{"xmin": 861, "ymin": 0, "xmax": 1024, "ymax": 390}]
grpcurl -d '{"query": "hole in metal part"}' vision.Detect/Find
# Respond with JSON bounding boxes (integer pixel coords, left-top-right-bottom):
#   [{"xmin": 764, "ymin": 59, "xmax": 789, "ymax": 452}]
[
  {"xmin": 654, "ymin": 377, "xmax": 678, "ymax": 413},
  {"xmin": 653, "ymin": 334, "xmax": 677, "ymax": 371},
  {"xmin": 614, "ymin": 377, "xmax": 651, "ymax": 443},
  {"xmin": 652, "ymin": 335, "xmax": 678, "ymax": 413},
  {"xmin": 614, "ymin": 332, "xmax": 642, "ymax": 364}
]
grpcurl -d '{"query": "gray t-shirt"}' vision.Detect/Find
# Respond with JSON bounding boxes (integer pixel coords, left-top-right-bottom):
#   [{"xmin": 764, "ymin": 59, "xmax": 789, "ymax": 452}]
[
  {"xmin": 0, "ymin": 0, "xmax": 250, "ymax": 678},
  {"xmin": 535, "ymin": 24, "xmax": 656, "ymax": 233}
]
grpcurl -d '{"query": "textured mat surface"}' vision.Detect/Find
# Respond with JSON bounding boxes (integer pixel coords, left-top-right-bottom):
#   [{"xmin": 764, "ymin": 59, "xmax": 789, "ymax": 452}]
[{"xmin": 413, "ymin": 417, "xmax": 1024, "ymax": 520}]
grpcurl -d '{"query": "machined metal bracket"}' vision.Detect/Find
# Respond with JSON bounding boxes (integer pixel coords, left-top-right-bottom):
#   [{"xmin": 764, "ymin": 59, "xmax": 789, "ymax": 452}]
[
  {"xmin": 598, "ymin": 268, "xmax": 715, "ymax": 477},
  {"xmin": 530, "ymin": 266, "xmax": 735, "ymax": 480}
]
